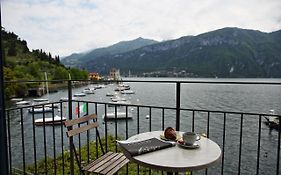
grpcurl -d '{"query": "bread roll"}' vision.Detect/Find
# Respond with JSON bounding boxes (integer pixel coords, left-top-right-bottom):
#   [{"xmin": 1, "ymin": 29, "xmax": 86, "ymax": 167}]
[{"xmin": 164, "ymin": 127, "xmax": 177, "ymax": 140}]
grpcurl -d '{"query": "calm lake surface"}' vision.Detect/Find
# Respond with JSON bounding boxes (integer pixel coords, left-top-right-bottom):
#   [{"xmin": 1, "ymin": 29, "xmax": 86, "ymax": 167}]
[{"xmin": 7, "ymin": 78, "xmax": 281, "ymax": 175}]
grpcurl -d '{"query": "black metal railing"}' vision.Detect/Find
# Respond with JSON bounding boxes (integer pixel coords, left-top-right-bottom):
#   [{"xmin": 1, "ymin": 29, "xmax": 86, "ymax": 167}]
[{"xmin": 4, "ymin": 79, "xmax": 281, "ymax": 175}]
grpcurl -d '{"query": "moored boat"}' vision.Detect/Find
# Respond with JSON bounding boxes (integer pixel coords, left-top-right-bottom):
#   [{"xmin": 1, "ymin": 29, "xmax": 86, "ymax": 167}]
[
  {"xmin": 29, "ymin": 106, "xmax": 53, "ymax": 113},
  {"xmin": 263, "ymin": 109, "xmax": 280, "ymax": 130},
  {"xmin": 102, "ymin": 112, "xmax": 132, "ymax": 120},
  {"xmin": 34, "ymin": 115, "xmax": 66, "ymax": 126},
  {"xmin": 74, "ymin": 93, "xmax": 86, "ymax": 97}
]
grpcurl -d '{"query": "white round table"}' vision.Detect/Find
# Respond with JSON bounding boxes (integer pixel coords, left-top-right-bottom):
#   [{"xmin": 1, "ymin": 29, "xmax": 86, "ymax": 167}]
[{"xmin": 123, "ymin": 131, "xmax": 221, "ymax": 173}]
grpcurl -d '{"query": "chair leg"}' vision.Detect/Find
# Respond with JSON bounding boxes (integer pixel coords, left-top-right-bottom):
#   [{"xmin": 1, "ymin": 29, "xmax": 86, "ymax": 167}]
[{"xmin": 72, "ymin": 143, "xmax": 85, "ymax": 175}]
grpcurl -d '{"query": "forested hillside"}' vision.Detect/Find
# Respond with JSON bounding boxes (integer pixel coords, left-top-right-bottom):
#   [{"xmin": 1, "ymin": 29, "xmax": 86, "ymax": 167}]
[
  {"xmin": 69, "ymin": 27, "xmax": 281, "ymax": 78},
  {"xmin": 1, "ymin": 27, "xmax": 88, "ymax": 98}
]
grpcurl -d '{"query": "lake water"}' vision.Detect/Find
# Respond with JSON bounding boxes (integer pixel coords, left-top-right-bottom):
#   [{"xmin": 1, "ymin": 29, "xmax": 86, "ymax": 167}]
[{"xmin": 7, "ymin": 78, "xmax": 281, "ymax": 175}]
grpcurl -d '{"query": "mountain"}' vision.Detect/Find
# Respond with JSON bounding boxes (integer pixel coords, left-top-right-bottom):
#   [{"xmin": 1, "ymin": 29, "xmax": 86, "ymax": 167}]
[
  {"xmin": 79, "ymin": 27, "xmax": 281, "ymax": 78},
  {"xmin": 61, "ymin": 37, "xmax": 158, "ymax": 68}
]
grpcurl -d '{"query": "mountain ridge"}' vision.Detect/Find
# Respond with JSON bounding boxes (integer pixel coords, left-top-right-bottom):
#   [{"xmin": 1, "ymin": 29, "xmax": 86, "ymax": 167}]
[
  {"xmin": 61, "ymin": 37, "xmax": 158, "ymax": 68},
  {"xmin": 63, "ymin": 27, "xmax": 281, "ymax": 78}
]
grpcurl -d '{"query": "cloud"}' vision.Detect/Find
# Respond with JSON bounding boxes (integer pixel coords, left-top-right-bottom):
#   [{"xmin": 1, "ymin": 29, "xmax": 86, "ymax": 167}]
[{"xmin": 2, "ymin": 0, "xmax": 281, "ymax": 56}]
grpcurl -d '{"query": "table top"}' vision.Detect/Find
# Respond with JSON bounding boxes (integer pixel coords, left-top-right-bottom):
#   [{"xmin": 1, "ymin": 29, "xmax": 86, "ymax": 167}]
[{"xmin": 122, "ymin": 131, "xmax": 221, "ymax": 172}]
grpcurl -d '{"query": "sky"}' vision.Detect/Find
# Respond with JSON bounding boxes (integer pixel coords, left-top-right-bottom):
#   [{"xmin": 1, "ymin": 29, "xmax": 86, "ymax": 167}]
[{"xmin": 2, "ymin": 0, "xmax": 281, "ymax": 57}]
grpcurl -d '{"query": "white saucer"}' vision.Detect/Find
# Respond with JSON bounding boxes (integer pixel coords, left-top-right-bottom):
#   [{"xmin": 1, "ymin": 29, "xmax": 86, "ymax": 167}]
[{"xmin": 177, "ymin": 142, "xmax": 200, "ymax": 149}]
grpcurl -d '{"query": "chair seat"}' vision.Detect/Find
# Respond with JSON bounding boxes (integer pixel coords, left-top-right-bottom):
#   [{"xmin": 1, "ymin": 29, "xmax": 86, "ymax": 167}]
[{"xmin": 83, "ymin": 152, "xmax": 129, "ymax": 175}]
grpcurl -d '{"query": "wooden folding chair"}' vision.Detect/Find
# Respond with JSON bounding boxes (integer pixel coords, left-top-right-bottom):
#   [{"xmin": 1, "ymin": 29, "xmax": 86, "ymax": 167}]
[{"xmin": 65, "ymin": 114, "xmax": 129, "ymax": 175}]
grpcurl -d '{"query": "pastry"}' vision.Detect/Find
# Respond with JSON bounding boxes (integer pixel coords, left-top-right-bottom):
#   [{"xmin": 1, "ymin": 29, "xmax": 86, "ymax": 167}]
[{"xmin": 164, "ymin": 127, "xmax": 177, "ymax": 140}]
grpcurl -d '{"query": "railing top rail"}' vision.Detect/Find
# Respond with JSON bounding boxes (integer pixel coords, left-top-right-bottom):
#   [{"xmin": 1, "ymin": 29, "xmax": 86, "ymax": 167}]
[{"xmin": 4, "ymin": 79, "xmax": 281, "ymax": 85}]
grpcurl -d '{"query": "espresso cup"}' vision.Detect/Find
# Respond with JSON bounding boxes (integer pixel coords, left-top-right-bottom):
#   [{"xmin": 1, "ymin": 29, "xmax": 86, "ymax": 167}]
[{"xmin": 182, "ymin": 132, "xmax": 201, "ymax": 145}]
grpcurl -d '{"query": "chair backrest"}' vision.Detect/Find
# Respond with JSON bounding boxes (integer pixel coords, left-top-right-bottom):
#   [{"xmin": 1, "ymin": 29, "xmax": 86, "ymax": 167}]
[{"xmin": 65, "ymin": 114, "xmax": 98, "ymax": 138}]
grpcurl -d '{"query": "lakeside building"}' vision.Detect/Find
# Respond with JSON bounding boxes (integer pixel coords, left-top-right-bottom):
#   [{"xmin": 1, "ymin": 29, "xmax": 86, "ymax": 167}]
[
  {"xmin": 108, "ymin": 68, "xmax": 121, "ymax": 81},
  {"xmin": 89, "ymin": 72, "xmax": 102, "ymax": 80}
]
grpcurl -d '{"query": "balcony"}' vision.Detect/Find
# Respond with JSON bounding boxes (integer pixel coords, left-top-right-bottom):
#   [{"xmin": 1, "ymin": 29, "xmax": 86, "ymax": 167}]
[{"xmin": 3, "ymin": 79, "xmax": 281, "ymax": 175}]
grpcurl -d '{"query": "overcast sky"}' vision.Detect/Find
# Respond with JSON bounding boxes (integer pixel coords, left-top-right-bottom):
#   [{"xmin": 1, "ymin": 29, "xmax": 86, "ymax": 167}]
[{"xmin": 2, "ymin": 0, "xmax": 281, "ymax": 57}]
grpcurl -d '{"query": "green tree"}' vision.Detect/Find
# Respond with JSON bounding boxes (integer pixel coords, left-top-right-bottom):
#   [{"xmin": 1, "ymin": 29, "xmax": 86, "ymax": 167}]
[{"xmin": 7, "ymin": 41, "xmax": 16, "ymax": 56}]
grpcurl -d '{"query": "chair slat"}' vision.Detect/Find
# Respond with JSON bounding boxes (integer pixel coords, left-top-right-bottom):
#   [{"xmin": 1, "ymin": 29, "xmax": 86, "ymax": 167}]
[
  {"xmin": 101, "ymin": 154, "xmax": 129, "ymax": 175},
  {"xmin": 64, "ymin": 114, "xmax": 97, "ymax": 127},
  {"xmin": 94, "ymin": 153, "xmax": 124, "ymax": 173},
  {"xmin": 66, "ymin": 122, "xmax": 98, "ymax": 137},
  {"xmin": 83, "ymin": 152, "xmax": 114, "ymax": 171},
  {"xmin": 88, "ymin": 152, "xmax": 119, "ymax": 172}
]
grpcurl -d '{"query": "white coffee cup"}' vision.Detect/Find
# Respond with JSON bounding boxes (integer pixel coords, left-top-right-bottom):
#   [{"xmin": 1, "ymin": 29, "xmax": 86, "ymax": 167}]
[{"xmin": 182, "ymin": 132, "xmax": 201, "ymax": 145}]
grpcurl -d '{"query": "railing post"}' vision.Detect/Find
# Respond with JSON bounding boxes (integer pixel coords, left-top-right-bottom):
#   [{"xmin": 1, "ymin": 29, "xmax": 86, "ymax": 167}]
[
  {"xmin": 0, "ymin": 4, "xmax": 9, "ymax": 175},
  {"xmin": 176, "ymin": 82, "xmax": 181, "ymax": 131},
  {"xmin": 68, "ymin": 80, "xmax": 74, "ymax": 175}
]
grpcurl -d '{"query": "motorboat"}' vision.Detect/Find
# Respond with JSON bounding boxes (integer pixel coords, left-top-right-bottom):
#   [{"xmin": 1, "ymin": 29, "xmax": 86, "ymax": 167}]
[
  {"xmin": 106, "ymin": 92, "xmax": 115, "ymax": 97},
  {"xmin": 111, "ymin": 97, "xmax": 126, "ymax": 102},
  {"xmin": 33, "ymin": 98, "xmax": 49, "ymax": 102},
  {"xmin": 34, "ymin": 115, "xmax": 66, "ymax": 126},
  {"xmin": 263, "ymin": 109, "xmax": 280, "ymax": 130},
  {"xmin": 11, "ymin": 98, "xmax": 23, "ymax": 102},
  {"xmin": 29, "ymin": 106, "xmax": 53, "ymax": 113},
  {"xmin": 94, "ymin": 85, "xmax": 105, "ymax": 89},
  {"xmin": 83, "ymin": 88, "xmax": 95, "ymax": 94},
  {"xmin": 73, "ymin": 93, "xmax": 86, "ymax": 97},
  {"xmin": 102, "ymin": 112, "xmax": 132, "ymax": 120},
  {"xmin": 121, "ymin": 90, "xmax": 135, "ymax": 94},
  {"xmin": 16, "ymin": 100, "xmax": 31, "ymax": 106},
  {"xmin": 108, "ymin": 100, "xmax": 131, "ymax": 107}
]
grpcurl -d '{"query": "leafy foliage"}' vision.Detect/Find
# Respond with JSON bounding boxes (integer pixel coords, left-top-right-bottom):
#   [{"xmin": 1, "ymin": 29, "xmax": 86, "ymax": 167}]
[
  {"xmin": 1, "ymin": 28, "xmax": 89, "ymax": 98},
  {"xmin": 24, "ymin": 135, "xmax": 190, "ymax": 175}
]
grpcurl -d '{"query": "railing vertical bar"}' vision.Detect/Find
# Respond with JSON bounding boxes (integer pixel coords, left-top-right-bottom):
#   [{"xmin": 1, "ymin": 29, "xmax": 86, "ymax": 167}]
[
  {"xmin": 7, "ymin": 110, "xmax": 12, "ymax": 174},
  {"xmin": 162, "ymin": 108, "xmax": 165, "ymax": 130},
  {"xmin": 68, "ymin": 80, "xmax": 74, "ymax": 175},
  {"xmin": 126, "ymin": 106, "xmax": 129, "ymax": 139},
  {"xmin": 104, "ymin": 104, "xmax": 108, "ymax": 153},
  {"xmin": 86, "ymin": 102, "xmax": 90, "ymax": 164},
  {"xmin": 60, "ymin": 102, "xmax": 65, "ymax": 175},
  {"xmin": 192, "ymin": 111, "xmax": 195, "ymax": 132},
  {"xmin": 52, "ymin": 104, "xmax": 57, "ymax": 175},
  {"xmin": 126, "ymin": 105, "xmax": 129, "ymax": 174},
  {"xmin": 43, "ymin": 105, "xmax": 48, "ymax": 174},
  {"xmin": 19, "ymin": 108, "xmax": 26, "ymax": 174},
  {"xmin": 77, "ymin": 102, "xmax": 82, "ymax": 166},
  {"xmin": 115, "ymin": 105, "xmax": 118, "ymax": 152},
  {"xmin": 137, "ymin": 106, "xmax": 140, "ymax": 175},
  {"xmin": 149, "ymin": 106, "xmax": 152, "ymax": 175},
  {"xmin": 205, "ymin": 111, "xmax": 210, "ymax": 175},
  {"xmin": 221, "ymin": 113, "xmax": 226, "ymax": 175},
  {"xmin": 96, "ymin": 103, "xmax": 98, "ymax": 159},
  {"xmin": 149, "ymin": 107, "xmax": 152, "ymax": 131},
  {"xmin": 176, "ymin": 82, "xmax": 181, "ymax": 131},
  {"xmin": 238, "ymin": 114, "xmax": 244, "ymax": 175},
  {"xmin": 256, "ymin": 115, "xmax": 262, "ymax": 175},
  {"xmin": 277, "ymin": 116, "xmax": 281, "ymax": 175}
]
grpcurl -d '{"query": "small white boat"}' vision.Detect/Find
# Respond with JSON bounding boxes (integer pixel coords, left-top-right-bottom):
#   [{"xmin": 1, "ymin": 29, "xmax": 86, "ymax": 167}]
[
  {"xmin": 264, "ymin": 109, "xmax": 280, "ymax": 130},
  {"xmin": 121, "ymin": 90, "xmax": 135, "ymax": 94},
  {"xmin": 83, "ymin": 88, "xmax": 95, "ymax": 94},
  {"xmin": 111, "ymin": 97, "xmax": 126, "ymax": 102},
  {"xmin": 34, "ymin": 115, "xmax": 66, "ymax": 125},
  {"xmin": 108, "ymin": 101, "xmax": 131, "ymax": 107},
  {"xmin": 94, "ymin": 85, "xmax": 105, "ymax": 89},
  {"xmin": 16, "ymin": 101, "xmax": 31, "ymax": 106},
  {"xmin": 74, "ymin": 93, "xmax": 86, "ymax": 97},
  {"xmin": 60, "ymin": 97, "xmax": 77, "ymax": 101},
  {"xmin": 11, "ymin": 98, "xmax": 23, "ymax": 102},
  {"xmin": 106, "ymin": 92, "xmax": 115, "ymax": 97},
  {"xmin": 29, "ymin": 106, "xmax": 53, "ymax": 113},
  {"xmin": 33, "ymin": 98, "xmax": 49, "ymax": 102},
  {"xmin": 102, "ymin": 112, "xmax": 132, "ymax": 120}
]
